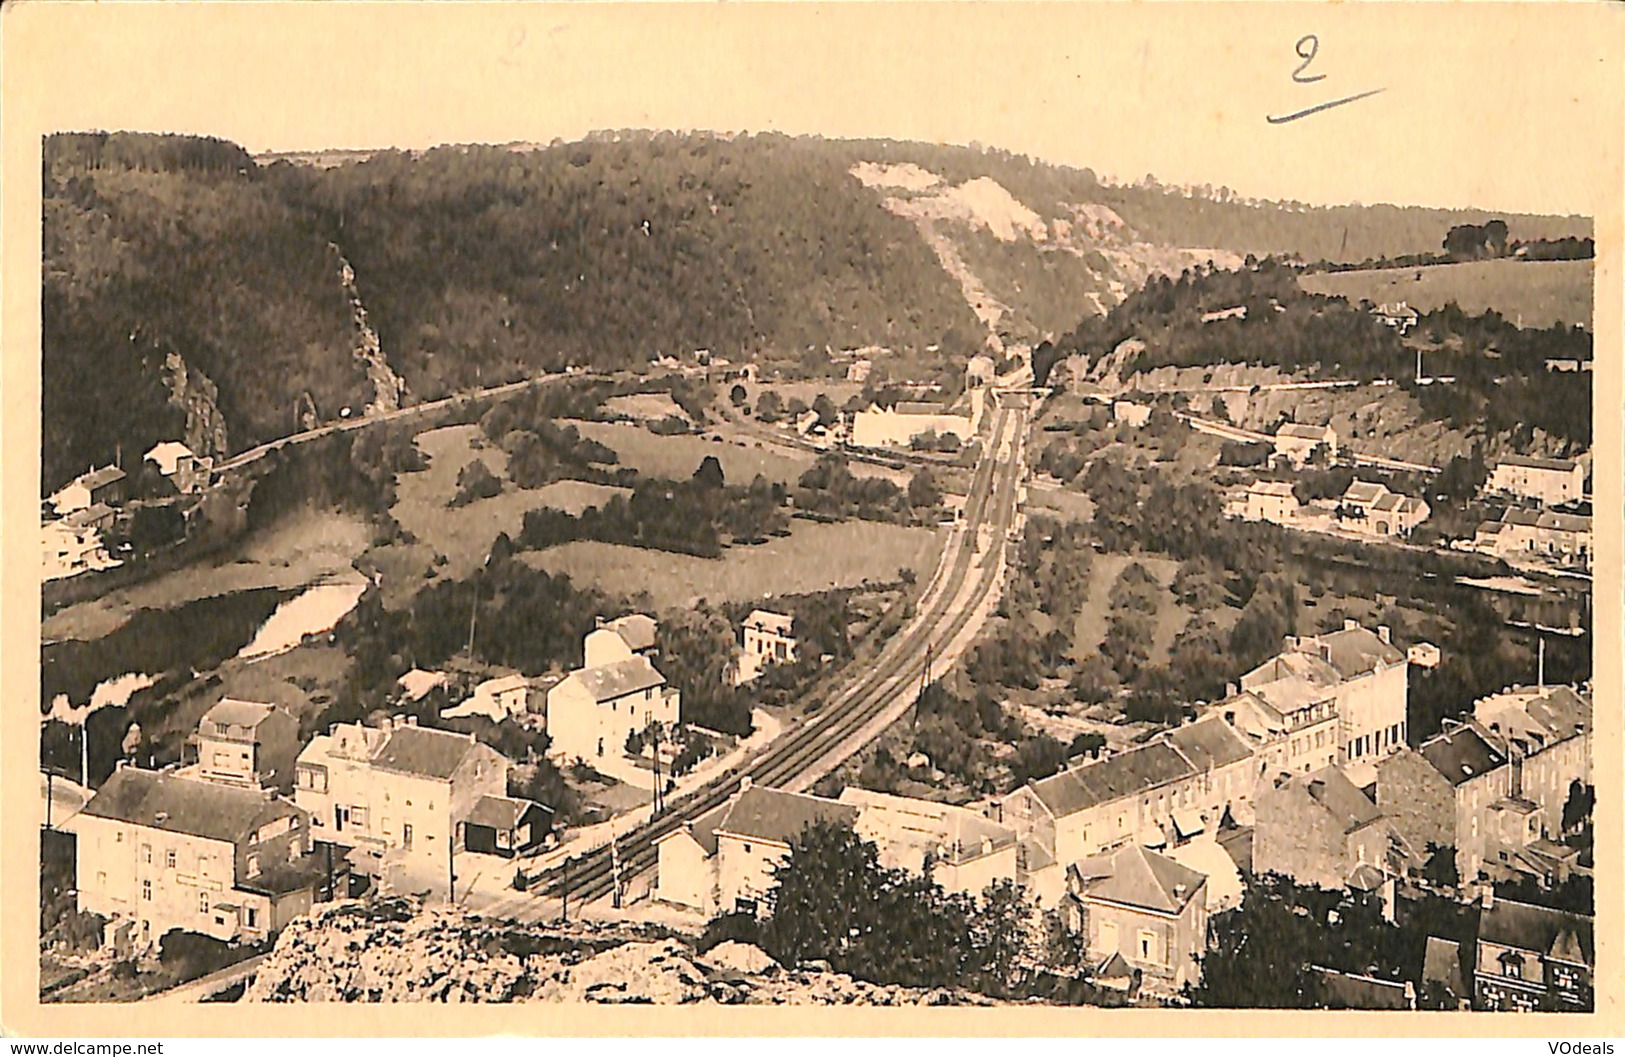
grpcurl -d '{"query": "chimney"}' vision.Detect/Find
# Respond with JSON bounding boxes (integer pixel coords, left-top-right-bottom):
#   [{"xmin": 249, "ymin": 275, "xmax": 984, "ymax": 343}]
[
  {"xmin": 378, "ymin": 716, "xmax": 393, "ymax": 733},
  {"xmin": 1344, "ymin": 618, "xmax": 1359, "ymax": 632},
  {"xmin": 1174, "ymin": 882, "xmax": 1187, "ymax": 902},
  {"xmin": 981, "ymin": 836, "xmax": 994, "ymax": 856},
  {"xmin": 1226, "ymin": 682, "xmax": 1238, "ymax": 698},
  {"xmin": 1481, "ymin": 886, "xmax": 1495, "ymax": 910},
  {"xmin": 404, "ymin": 715, "xmax": 418, "ymax": 727},
  {"xmin": 1377, "ymin": 625, "xmax": 1391, "ymax": 645}
]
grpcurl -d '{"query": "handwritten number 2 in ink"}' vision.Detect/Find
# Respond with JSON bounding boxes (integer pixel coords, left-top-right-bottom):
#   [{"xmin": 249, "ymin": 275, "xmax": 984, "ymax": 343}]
[
  {"xmin": 1268, "ymin": 35, "xmax": 1384, "ymax": 124},
  {"xmin": 1291, "ymin": 35, "xmax": 1326, "ymax": 83}
]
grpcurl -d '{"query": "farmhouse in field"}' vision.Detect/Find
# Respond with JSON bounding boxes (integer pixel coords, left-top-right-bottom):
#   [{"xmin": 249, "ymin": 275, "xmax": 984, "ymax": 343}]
[
  {"xmin": 1339, "ymin": 480, "xmax": 1430, "ymax": 538},
  {"xmin": 1241, "ymin": 480, "xmax": 1299, "ymax": 524}
]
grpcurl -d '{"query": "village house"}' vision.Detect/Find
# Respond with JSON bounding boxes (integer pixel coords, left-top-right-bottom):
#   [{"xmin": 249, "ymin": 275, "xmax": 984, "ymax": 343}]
[
  {"xmin": 42, "ymin": 507, "xmax": 118, "ymax": 581},
  {"xmin": 1375, "ymin": 722, "xmax": 1512, "ymax": 884},
  {"xmin": 1372, "ymin": 301, "xmax": 1419, "ymax": 333},
  {"xmin": 76, "ymin": 765, "xmax": 322, "ymax": 952},
  {"xmin": 736, "ymin": 608, "xmax": 798, "ymax": 684},
  {"xmin": 1211, "ymin": 687, "xmax": 1339, "ymax": 780},
  {"xmin": 1059, "ymin": 844, "xmax": 1210, "ymax": 996},
  {"xmin": 1408, "ymin": 642, "xmax": 1442, "ymax": 669},
  {"xmin": 1112, "ymin": 400, "xmax": 1152, "ymax": 429},
  {"xmin": 1471, "ymin": 684, "xmax": 1591, "ymax": 842},
  {"xmin": 1240, "ymin": 480, "xmax": 1299, "ymax": 525},
  {"xmin": 294, "ymin": 715, "xmax": 542, "ymax": 895},
  {"xmin": 998, "ymin": 715, "xmax": 1256, "ymax": 901},
  {"xmin": 1486, "ymin": 455, "xmax": 1587, "ymax": 507},
  {"xmin": 1473, "ymin": 509, "xmax": 1592, "ymax": 569},
  {"xmin": 1339, "ymin": 480, "xmax": 1429, "ymax": 538},
  {"xmin": 584, "ymin": 613, "xmax": 659, "ymax": 668},
  {"xmin": 837, "ymin": 787, "xmax": 1019, "ymax": 897},
  {"xmin": 1473, "ymin": 897, "xmax": 1593, "ymax": 1011},
  {"xmin": 182, "ymin": 698, "xmax": 301, "ymax": 793},
  {"xmin": 442, "ymin": 673, "xmax": 536, "ymax": 723},
  {"xmin": 1239, "ymin": 621, "xmax": 1409, "ymax": 782},
  {"xmin": 1272, "ymin": 423, "xmax": 1336, "ymax": 467},
  {"xmin": 462, "ymin": 795, "xmax": 555, "ymax": 860},
  {"xmin": 1311, "ymin": 967, "xmax": 1416, "ymax": 1010},
  {"xmin": 653, "ymin": 779, "xmax": 860, "ymax": 917},
  {"xmin": 1253, "ymin": 766, "xmax": 1410, "ymax": 900},
  {"xmin": 50, "ymin": 464, "xmax": 127, "ymax": 516},
  {"xmin": 143, "ymin": 440, "xmax": 212, "ymax": 494},
  {"xmin": 851, "ymin": 401, "xmax": 975, "ymax": 449}
]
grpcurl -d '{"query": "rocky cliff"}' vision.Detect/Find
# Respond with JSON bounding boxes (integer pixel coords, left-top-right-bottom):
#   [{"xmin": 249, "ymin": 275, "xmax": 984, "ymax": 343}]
[{"xmin": 244, "ymin": 900, "xmax": 997, "ymax": 1005}]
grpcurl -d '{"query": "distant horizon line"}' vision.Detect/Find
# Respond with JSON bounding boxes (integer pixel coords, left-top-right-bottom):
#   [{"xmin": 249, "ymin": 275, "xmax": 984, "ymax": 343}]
[{"xmin": 47, "ymin": 127, "xmax": 1595, "ymax": 221}]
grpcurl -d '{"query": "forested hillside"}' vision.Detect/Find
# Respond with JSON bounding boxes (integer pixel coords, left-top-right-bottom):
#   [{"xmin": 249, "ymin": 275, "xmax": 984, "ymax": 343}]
[{"xmin": 41, "ymin": 130, "xmax": 1590, "ymax": 493}]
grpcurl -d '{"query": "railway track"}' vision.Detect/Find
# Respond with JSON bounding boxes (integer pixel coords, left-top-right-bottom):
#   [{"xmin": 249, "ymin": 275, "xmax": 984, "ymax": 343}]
[{"xmin": 519, "ymin": 404, "xmax": 1027, "ymax": 911}]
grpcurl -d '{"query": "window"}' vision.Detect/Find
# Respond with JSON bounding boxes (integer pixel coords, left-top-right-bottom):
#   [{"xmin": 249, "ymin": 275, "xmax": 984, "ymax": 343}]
[
  {"xmin": 743, "ymin": 843, "xmax": 753, "ymax": 854},
  {"xmin": 142, "ymin": 880, "xmax": 152, "ymax": 902},
  {"xmin": 142, "ymin": 843, "xmax": 152, "ymax": 864},
  {"xmin": 246, "ymin": 907, "xmax": 258, "ymax": 928},
  {"xmin": 165, "ymin": 849, "xmax": 176, "ymax": 869},
  {"xmin": 1139, "ymin": 930, "xmax": 1157, "ymax": 962},
  {"xmin": 96, "ymin": 871, "xmax": 106, "ymax": 887},
  {"xmin": 403, "ymin": 823, "xmax": 414, "ymax": 850},
  {"xmin": 351, "ymin": 805, "xmax": 368, "ymax": 827},
  {"xmin": 199, "ymin": 892, "xmax": 210, "ymax": 914}
]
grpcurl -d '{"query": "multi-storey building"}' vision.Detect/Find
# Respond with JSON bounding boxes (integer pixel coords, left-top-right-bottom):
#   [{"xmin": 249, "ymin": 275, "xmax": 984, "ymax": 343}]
[{"xmin": 184, "ymin": 698, "xmax": 301, "ymax": 792}]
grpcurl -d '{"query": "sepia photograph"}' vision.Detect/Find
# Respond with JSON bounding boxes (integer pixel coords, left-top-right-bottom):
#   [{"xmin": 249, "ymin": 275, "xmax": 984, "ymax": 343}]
[{"xmin": 2, "ymin": 0, "xmax": 1620, "ymax": 1036}]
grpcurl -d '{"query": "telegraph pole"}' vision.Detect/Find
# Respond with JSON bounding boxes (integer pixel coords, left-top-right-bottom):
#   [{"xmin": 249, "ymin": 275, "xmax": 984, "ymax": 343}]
[{"xmin": 610, "ymin": 821, "xmax": 623, "ymax": 910}]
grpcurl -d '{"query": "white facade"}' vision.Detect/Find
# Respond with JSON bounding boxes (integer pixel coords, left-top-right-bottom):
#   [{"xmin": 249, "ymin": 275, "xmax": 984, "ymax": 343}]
[
  {"xmin": 851, "ymin": 404, "xmax": 974, "ymax": 449},
  {"xmin": 545, "ymin": 657, "xmax": 680, "ymax": 764},
  {"xmin": 737, "ymin": 609, "xmax": 798, "ymax": 684},
  {"xmin": 1243, "ymin": 481, "xmax": 1299, "ymax": 524},
  {"xmin": 1487, "ymin": 457, "xmax": 1586, "ymax": 507},
  {"xmin": 1273, "ymin": 424, "xmax": 1337, "ymax": 466},
  {"xmin": 294, "ymin": 717, "xmax": 508, "ymax": 895}
]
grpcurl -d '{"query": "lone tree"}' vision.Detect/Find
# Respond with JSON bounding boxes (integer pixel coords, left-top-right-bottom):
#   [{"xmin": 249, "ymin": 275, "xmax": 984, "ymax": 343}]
[
  {"xmin": 729, "ymin": 383, "xmax": 749, "ymax": 407},
  {"xmin": 907, "ymin": 469, "xmax": 942, "ymax": 510},
  {"xmin": 692, "ymin": 455, "xmax": 726, "ymax": 491}
]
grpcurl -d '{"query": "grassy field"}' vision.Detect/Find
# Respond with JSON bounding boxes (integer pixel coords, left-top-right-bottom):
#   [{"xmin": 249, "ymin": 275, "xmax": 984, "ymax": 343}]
[
  {"xmin": 567, "ymin": 419, "xmax": 816, "ymax": 485},
  {"xmin": 521, "ymin": 519, "xmax": 943, "ymax": 612},
  {"xmin": 528, "ymin": 479, "xmax": 632, "ymax": 515},
  {"xmin": 602, "ymin": 392, "xmax": 688, "ymax": 422},
  {"xmin": 1300, "ymin": 258, "xmax": 1592, "ymax": 329},
  {"xmin": 1071, "ymin": 553, "xmax": 1190, "ymax": 666}
]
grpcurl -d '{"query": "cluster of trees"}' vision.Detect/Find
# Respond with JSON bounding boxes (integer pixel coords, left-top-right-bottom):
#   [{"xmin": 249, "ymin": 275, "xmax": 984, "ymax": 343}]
[
  {"xmin": 742, "ymin": 820, "xmax": 1040, "ymax": 996},
  {"xmin": 793, "ymin": 454, "xmax": 936, "ymax": 525},
  {"xmin": 654, "ymin": 606, "xmax": 757, "ymax": 737},
  {"xmin": 518, "ymin": 457, "xmax": 791, "ymax": 558}
]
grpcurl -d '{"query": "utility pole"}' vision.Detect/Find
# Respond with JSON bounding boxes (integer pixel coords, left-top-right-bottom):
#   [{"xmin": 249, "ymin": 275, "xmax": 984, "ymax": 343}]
[
  {"xmin": 560, "ymin": 856, "xmax": 570, "ymax": 923},
  {"xmin": 466, "ymin": 554, "xmax": 490, "ymax": 660},
  {"xmin": 1538, "ymin": 635, "xmax": 1546, "ymax": 691},
  {"xmin": 80, "ymin": 723, "xmax": 89, "ymax": 790},
  {"xmin": 447, "ymin": 827, "xmax": 455, "ymax": 905},
  {"xmin": 610, "ymin": 820, "xmax": 623, "ymax": 910}
]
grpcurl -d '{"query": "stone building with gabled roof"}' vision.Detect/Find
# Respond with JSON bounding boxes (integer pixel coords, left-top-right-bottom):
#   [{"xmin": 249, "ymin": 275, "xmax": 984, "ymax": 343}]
[
  {"xmin": 1376, "ymin": 721, "xmax": 1512, "ymax": 884},
  {"xmin": 1060, "ymin": 844, "xmax": 1210, "ymax": 995},
  {"xmin": 1254, "ymin": 766, "xmax": 1411, "ymax": 900},
  {"xmin": 293, "ymin": 715, "xmax": 536, "ymax": 898},
  {"xmin": 76, "ymin": 765, "xmax": 319, "ymax": 950},
  {"xmin": 1474, "ymin": 897, "xmax": 1593, "ymax": 1011}
]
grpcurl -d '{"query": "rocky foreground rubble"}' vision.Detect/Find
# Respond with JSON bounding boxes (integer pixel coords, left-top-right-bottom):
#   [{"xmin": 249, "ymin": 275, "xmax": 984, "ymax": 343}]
[{"xmin": 244, "ymin": 901, "xmax": 995, "ymax": 1005}]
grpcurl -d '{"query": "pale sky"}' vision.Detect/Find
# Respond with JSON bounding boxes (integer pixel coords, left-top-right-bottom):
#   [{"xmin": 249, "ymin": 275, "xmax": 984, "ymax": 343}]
[{"xmin": 5, "ymin": 2, "xmax": 1621, "ymax": 215}]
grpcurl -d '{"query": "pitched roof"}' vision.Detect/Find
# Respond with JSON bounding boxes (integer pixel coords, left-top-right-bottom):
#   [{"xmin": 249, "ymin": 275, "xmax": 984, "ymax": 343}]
[
  {"xmin": 1479, "ymin": 899, "xmax": 1594, "ymax": 967},
  {"xmin": 1312, "ymin": 626, "xmax": 1405, "ymax": 679},
  {"xmin": 569, "ymin": 655, "xmax": 666, "ymax": 703},
  {"xmin": 1165, "ymin": 716, "xmax": 1254, "ymax": 771},
  {"xmin": 1371, "ymin": 492, "xmax": 1425, "ymax": 514},
  {"xmin": 745, "ymin": 609, "xmax": 795, "ymax": 637},
  {"xmin": 1311, "ymin": 967, "xmax": 1411, "ymax": 1010},
  {"xmin": 1277, "ymin": 423, "xmax": 1332, "ymax": 440},
  {"xmin": 1423, "ymin": 936, "xmax": 1466, "ymax": 995},
  {"xmin": 82, "ymin": 766, "xmax": 298, "ymax": 844},
  {"xmin": 1419, "ymin": 724, "xmax": 1508, "ymax": 787},
  {"xmin": 467, "ymin": 794, "xmax": 548, "ymax": 830},
  {"xmin": 1538, "ymin": 512, "xmax": 1591, "ymax": 534},
  {"xmin": 1343, "ymin": 481, "xmax": 1387, "ymax": 505},
  {"xmin": 1029, "ymin": 743, "xmax": 1196, "ymax": 819},
  {"xmin": 1475, "ymin": 685, "xmax": 1590, "ymax": 754},
  {"xmin": 369, "ymin": 725, "xmax": 482, "ymax": 779},
  {"xmin": 144, "ymin": 441, "xmax": 196, "ymax": 475},
  {"xmin": 1499, "ymin": 454, "xmax": 1578, "ymax": 473},
  {"xmin": 1297, "ymin": 766, "xmax": 1384, "ymax": 833},
  {"xmin": 1502, "ymin": 508, "xmax": 1542, "ymax": 527},
  {"xmin": 1072, "ymin": 844, "xmax": 1206, "ymax": 915},
  {"xmin": 716, "ymin": 786, "xmax": 859, "ymax": 846},
  {"xmin": 602, "ymin": 614, "xmax": 658, "ymax": 652},
  {"xmin": 81, "ymin": 465, "xmax": 126, "ymax": 490},
  {"xmin": 202, "ymin": 698, "xmax": 282, "ymax": 730},
  {"xmin": 61, "ymin": 504, "xmax": 115, "ymax": 529},
  {"xmin": 1248, "ymin": 480, "xmax": 1296, "ymax": 497}
]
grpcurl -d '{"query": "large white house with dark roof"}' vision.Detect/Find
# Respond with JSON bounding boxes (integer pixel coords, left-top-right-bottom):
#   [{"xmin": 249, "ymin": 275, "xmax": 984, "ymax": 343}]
[
  {"xmin": 293, "ymin": 715, "xmax": 533, "ymax": 896},
  {"xmin": 76, "ymin": 765, "xmax": 321, "ymax": 951},
  {"xmin": 547, "ymin": 615, "xmax": 680, "ymax": 764}
]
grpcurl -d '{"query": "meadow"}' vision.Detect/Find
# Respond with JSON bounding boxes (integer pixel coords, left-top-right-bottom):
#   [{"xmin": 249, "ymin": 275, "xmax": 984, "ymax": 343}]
[
  {"xmin": 1300, "ymin": 258, "xmax": 1592, "ymax": 330},
  {"xmin": 520, "ymin": 519, "xmax": 943, "ymax": 612}
]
